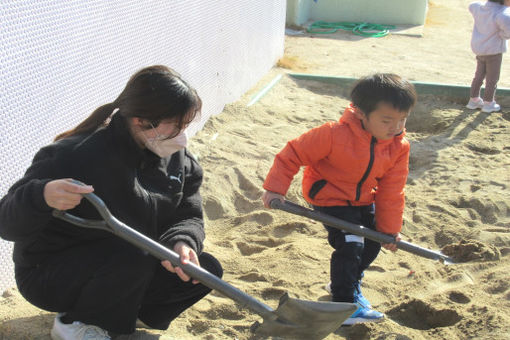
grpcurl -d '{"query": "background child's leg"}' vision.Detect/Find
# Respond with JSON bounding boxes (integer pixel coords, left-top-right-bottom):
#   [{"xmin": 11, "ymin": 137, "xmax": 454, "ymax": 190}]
[
  {"xmin": 482, "ymin": 53, "xmax": 502, "ymax": 103},
  {"xmin": 470, "ymin": 55, "xmax": 487, "ymax": 99}
]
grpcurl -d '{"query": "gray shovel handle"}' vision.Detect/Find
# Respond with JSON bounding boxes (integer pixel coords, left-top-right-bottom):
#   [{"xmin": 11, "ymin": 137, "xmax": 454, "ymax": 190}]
[
  {"xmin": 270, "ymin": 200, "xmax": 454, "ymax": 264},
  {"xmin": 52, "ymin": 190, "xmax": 276, "ymax": 320}
]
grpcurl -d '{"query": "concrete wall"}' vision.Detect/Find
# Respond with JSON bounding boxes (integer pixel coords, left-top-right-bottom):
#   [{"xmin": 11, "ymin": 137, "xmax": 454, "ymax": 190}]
[{"xmin": 287, "ymin": 0, "xmax": 428, "ymax": 26}]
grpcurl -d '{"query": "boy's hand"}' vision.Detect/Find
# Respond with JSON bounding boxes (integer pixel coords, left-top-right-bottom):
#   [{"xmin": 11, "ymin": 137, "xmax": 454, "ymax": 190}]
[
  {"xmin": 382, "ymin": 233, "xmax": 400, "ymax": 252},
  {"xmin": 261, "ymin": 190, "xmax": 285, "ymax": 208}
]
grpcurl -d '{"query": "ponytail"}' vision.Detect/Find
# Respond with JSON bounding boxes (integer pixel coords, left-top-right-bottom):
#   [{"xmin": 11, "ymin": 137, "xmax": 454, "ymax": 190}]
[{"xmin": 54, "ymin": 102, "xmax": 116, "ymax": 141}]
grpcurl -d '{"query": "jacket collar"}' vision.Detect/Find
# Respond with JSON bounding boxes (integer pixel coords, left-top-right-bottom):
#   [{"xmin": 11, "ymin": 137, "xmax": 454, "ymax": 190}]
[{"xmin": 107, "ymin": 113, "xmax": 160, "ymax": 166}]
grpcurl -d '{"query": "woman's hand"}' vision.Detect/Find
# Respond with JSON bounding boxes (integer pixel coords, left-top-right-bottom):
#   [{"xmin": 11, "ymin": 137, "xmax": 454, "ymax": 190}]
[
  {"xmin": 44, "ymin": 179, "xmax": 94, "ymax": 210},
  {"xmin": 382, "ymin": 233, "xmax": 400, "ymax": 252},
  {"xmin": 161, "ymin": 241, "xmax": 200, "ymax": 284},
  {"xmin": 261, "ymin": 190, "xmax": 285, "ymax": 208}
]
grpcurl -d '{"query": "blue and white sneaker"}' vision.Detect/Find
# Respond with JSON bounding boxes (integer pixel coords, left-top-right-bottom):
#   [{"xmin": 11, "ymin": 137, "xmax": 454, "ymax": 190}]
[
  {"xmin": 354, "ymin": 281, "xmax": 372, "ymax": 308},
  {"xmin": 342, "ymin": 303, "xmax": 385, "ymax": 326},
  {"xmin": 325, "ymin": 280, "xmax": 373, "ymax": 308}
]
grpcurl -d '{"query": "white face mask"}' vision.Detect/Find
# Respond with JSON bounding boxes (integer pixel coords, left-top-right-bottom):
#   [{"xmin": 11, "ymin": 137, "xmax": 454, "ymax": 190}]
[{"xmin": 142, "ymin": 126, "xmax": 188, "ymax": 158}]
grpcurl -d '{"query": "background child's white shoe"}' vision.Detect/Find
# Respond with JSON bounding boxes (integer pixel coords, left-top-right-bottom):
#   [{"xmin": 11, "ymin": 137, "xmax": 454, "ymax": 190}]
[
  {"xmin": 481, "ymin": 101, "xmax": 501, "ymax": 113},
  {"xmin": 51, "ymin": 313, "xmax": 111, "ymax": 340},
  {"xmin": 466, "ymin": 97, "xmax": 484, "ymax": 109}
]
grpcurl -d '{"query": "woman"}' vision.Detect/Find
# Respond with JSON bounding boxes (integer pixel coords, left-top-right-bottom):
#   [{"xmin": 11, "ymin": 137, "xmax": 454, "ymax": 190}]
[{"xmin": 0, "ymin": 65, "xmax": 222, "ymax": 339}]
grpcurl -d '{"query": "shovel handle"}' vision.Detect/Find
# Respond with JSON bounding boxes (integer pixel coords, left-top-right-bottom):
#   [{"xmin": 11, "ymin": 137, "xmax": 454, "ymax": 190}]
[
  {"xmin": 52, "ymin": 189, "xmax": 276, "ymax": 320},
  {"xmin": 270, "ymin": 199, "xmax": 454, "ymax": 264}
]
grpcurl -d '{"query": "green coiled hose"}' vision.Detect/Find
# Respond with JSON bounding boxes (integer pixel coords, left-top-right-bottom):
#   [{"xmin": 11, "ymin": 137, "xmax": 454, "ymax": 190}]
[{"xmin": 306, "ymin": 21, "xmax": 395, "ymax": 37}]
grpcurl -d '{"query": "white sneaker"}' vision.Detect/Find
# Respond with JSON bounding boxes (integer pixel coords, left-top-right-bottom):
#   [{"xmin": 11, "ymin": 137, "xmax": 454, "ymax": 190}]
[
  {"xmin": 466, "ymin": 97, "xmax": 483, "ymax": 110},
  {"xmin": 466, "ymin": 97, "xmax": 483, "ymax": 109},
  {"xmin": 51, "ymin": 313, "xmax": 111, "ymax": 340},
  {"xmin": 481, "ymin": 101, "xmax": 501, "ymax": 113}
]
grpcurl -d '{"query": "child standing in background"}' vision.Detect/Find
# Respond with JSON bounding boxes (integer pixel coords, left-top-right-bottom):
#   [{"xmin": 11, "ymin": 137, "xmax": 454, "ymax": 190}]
[
  {"xmin": 262, "ymin": 74, "xmax": 417, "ymax": 325},
  {"xmin": 466, "ymin": 0, "xmax": 510, "ymax": 113}
]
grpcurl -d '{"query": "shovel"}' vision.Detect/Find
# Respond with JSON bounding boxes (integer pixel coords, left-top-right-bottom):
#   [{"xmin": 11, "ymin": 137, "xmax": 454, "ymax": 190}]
[
  {"xmin": 52, "ymin": 190, "xmax": 357, "ymax": 339},
  {"xmin": 270, "ymin": 200, "xmax": 455, "ymax": 265}
]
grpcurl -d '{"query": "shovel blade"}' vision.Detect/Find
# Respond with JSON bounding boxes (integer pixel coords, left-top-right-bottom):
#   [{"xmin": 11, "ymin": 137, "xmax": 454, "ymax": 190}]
[{"xmin": 253, "ymin": 293, "xmax": 357, "ymax": 340}]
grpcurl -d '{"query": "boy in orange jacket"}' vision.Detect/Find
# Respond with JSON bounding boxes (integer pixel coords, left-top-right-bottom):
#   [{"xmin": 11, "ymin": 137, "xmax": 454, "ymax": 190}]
[{"xmin": 262, "ymin": 73, "xmax": 417, "ymax": 325}]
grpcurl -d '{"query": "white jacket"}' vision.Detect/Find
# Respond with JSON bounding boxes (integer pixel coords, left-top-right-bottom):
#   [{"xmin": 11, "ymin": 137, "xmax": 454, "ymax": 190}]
[{"xmin": 469, "ymin": 1, "xmax": 510, "ymax": 55}]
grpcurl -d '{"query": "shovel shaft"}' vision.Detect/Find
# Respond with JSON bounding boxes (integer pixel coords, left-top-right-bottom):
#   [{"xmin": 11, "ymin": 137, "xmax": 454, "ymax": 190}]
[
  {"xmin": 271, "ymin": 200, "xmax": 454, "ymax": 264},
  {"xmin": 53, "ymin": 192, "xmax": 276, "ymax": 321}
]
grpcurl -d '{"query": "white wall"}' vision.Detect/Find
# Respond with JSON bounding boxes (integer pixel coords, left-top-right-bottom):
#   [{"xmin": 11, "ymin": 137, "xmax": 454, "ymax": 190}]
[
  {"xmin": 287, "ymin": 0, "xmax": 428, "ymax": 26},
  {"xmin": 0, "ymin": 0, "xmax": 285, "ymax": 292}
]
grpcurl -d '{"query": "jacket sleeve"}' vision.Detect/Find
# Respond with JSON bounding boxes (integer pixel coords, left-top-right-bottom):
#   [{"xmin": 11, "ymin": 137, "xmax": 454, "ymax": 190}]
[
  {"xmin": 374, "ymin": 141, "xmax": 410, "ymax": 234},
  {"xmin": 159, "ymin": 151, "xmax": 205, "ymax": 254},
  {"xmin": 497, "ymin": 10, "xmax": 510, "ymax": 40},
  {"xmin": 263, "ymin": 123, "xmax": 333, "ymax": 195},
  {"xmin": 0, "ymin": 146, "xmax": 56, "ymax": 241}
]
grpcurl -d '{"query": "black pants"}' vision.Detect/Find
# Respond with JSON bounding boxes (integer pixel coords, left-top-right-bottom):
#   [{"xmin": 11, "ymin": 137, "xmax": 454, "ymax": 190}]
[
  {"xmin": 313, "ymin": 204, "xmax": 381, "ymax": 303},
  {"xmin": 15, "ymin": 237, "xmax": 223, "ymax": 334}
]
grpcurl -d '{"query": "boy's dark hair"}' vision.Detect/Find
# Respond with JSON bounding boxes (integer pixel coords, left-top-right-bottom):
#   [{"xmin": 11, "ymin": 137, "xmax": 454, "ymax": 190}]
[
  {"xmin": 350, "ymin": 73, "xmax": 417, "ymax": 115},
  {"xmin": 488, "ymin": 0, "xmax": 504, "ymax": 4}
]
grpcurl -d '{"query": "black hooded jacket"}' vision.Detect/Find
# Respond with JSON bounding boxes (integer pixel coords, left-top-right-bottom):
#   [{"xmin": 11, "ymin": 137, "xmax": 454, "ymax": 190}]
[{"xmin": 0, "ymin": 114, "xmax": 205, "ymax": 267}]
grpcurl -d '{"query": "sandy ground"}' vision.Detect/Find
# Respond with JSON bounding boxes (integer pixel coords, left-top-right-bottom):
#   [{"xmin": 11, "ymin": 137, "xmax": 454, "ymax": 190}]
[{"xmin": 1, "ymin": 0, "xmax": 510, "ymax": 339}]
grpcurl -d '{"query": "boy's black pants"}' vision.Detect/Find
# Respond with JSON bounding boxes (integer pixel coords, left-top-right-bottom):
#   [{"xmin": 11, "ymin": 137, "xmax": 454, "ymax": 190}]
[
  {"xmin": 15, "ymin": 237, "xmax": 223, "ymax": 334},
  {"xmin": 313, "ymin": 204, "xmax": 381, "ymax": 303}
]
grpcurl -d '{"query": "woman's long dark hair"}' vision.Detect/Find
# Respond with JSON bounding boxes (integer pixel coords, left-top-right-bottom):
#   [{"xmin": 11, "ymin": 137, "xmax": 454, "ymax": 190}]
[{"xmin": 54, "ymin": 65, "xmax": 202, "ymax": 141}]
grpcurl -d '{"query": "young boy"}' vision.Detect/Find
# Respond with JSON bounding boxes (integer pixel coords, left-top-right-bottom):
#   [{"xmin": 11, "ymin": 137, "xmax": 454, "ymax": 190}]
[{"xmin": 262, "ymin": 73, "xmax": 417, "ymax": 325}]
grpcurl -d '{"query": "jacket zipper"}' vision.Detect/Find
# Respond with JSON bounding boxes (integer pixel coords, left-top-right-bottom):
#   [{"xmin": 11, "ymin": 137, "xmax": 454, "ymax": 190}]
[{"xmin": 355, "ymin": 136, "xmax": 376, "ymax": 201}]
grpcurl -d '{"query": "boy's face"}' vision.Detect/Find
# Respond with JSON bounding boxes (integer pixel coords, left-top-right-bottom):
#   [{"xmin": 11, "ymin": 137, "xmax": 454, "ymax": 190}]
[{"xmin": 354, "ymin": 102, "xmax": 409, "ymax": 140}]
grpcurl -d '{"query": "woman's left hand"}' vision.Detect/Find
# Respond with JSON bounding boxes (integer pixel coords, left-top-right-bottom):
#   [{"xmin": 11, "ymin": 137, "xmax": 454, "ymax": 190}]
[
  {"xmin": 161, "ymin": 241, "xmax": 200, "ymax": 284},
  {"xmin": 382, "ymin": 233, "xmax": 400, "ymax": 252}
]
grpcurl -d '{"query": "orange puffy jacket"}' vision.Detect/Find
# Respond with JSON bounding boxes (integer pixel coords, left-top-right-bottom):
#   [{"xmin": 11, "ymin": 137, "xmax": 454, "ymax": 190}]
[{"xmin": 263, "ymin": 105, "xmax": 409, "ymax": 234}]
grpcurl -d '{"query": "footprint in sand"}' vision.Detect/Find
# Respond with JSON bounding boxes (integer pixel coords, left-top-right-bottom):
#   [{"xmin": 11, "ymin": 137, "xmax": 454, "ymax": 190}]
[
  {"xmin": 387, "ymin": 299, "xmax": 462, "ymax": 329},
  {"xmin": 232, "ymin": 211, "xmax": 273, "ymax": 226},
  {"xmin": 236, "ymin": 237, "xmax": 286, "ymax": 256},
  {"xmin": 485, "ymin": 279, "xmax": 509, "ymax": 295},
  {"xmin": 233, "ymin": 191, "xmax": 260, "ymax": 214},
  {"xmin": 203, "ymin": 303, "xmax": 246, "ymax": 321},
  {"xmin": 238, "ymin": 271, "xmax": 268, "ymax": 282},
  {"xmin": 186, "ymin": 320, "xmax": 209, "ymax": 336},
  {"xmin": 261, "ymin": 287, "xmax": 286, "ymax": 300},
  {"xmin": 236, "ymin": 242, "xmax": 266, "ymax": 256},
  {"xmin": 448, "ymin": 291, "xmax": 471, "ymax": 304},
  {"xmin": 465, "ymin": 142, "xmax": 501, "ymax": 155},
  {"xmin": 450, "ymin": 197, "xmax": 503, "ymax": 224},
  {"xmin": 272, "ymin": 222, "xmax": 315, "ymax": 238},
  {"xmin": 203, "ymin": 196, "xmax": 227, "ymax": 220},
  {"xmin": 233, "ymin": 167, "xmax": 263, "ymax": 200}
]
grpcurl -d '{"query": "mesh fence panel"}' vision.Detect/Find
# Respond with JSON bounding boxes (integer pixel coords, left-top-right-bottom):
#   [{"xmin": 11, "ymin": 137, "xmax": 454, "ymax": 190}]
[{"xmin": 0, "ymin": 0, "xmax": 285, "ymax": 292}]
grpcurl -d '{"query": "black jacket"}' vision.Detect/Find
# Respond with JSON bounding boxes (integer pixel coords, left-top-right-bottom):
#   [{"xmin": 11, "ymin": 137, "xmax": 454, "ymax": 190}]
[{"xmin": 0, "ymin": 114, "xmax": 205, "ymax": 267}]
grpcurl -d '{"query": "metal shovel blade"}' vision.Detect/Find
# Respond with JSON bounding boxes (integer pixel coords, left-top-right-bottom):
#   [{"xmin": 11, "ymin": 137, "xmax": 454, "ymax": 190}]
[{"xmin": 253, "ymin": 293, "xmax": 357, "ymax": 340}]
